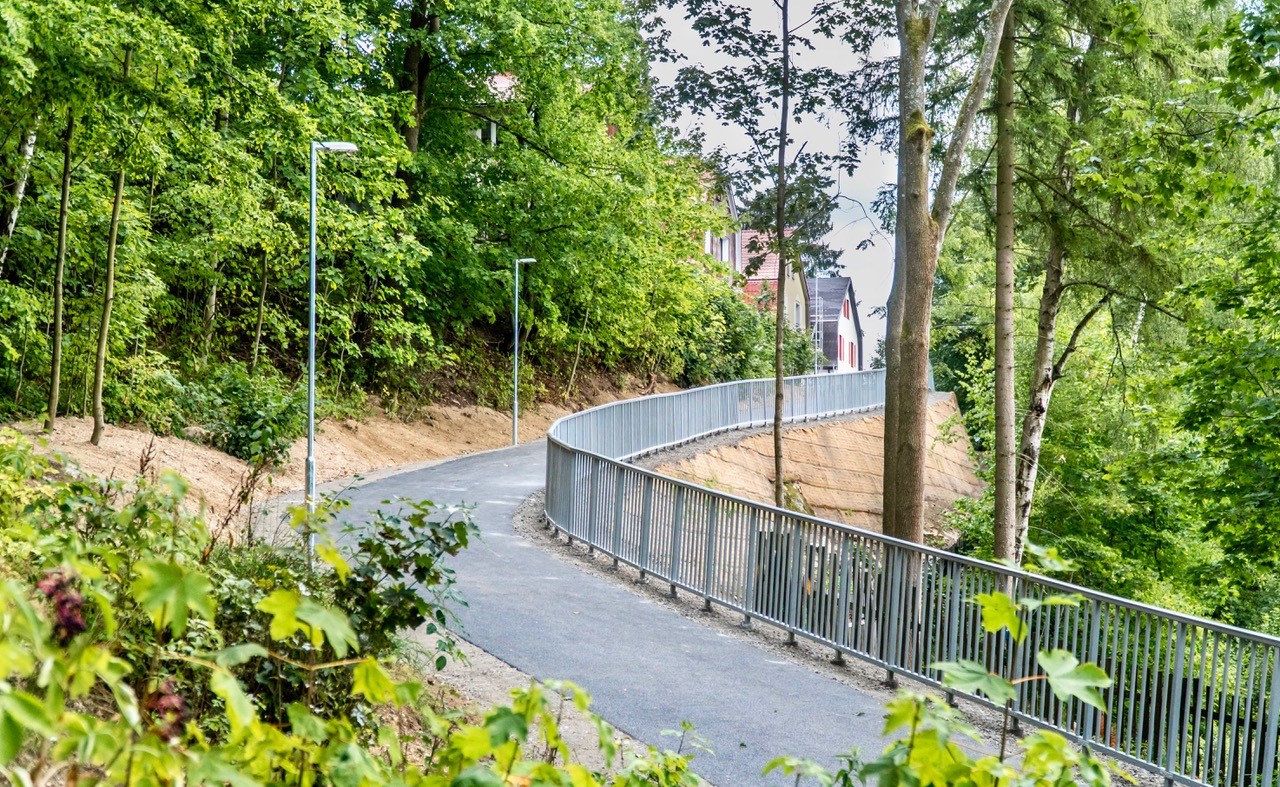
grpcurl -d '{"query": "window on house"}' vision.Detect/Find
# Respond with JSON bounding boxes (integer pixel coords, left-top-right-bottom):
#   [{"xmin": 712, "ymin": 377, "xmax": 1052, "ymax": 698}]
[
  {"xmin": 849, "ymin": 341, "xmax": 856, "ymax": 366},
  {"xmin": 719, "ymin": 237, "xmax": 728, "ymax": 261},
  {"xmin": 794, "ymin": 303, "xmax": 800, "ymax": 329},
  {"xmin": 704, "ymin": 231, "xmax": 713, "ymax": 255},
  {"xmin": 838, "ymin": 341, "xmax": 844, "ymax": 361},
  {"xmin": 480, "ymin": 120, "xmax": 499, "ymax": 147},
  {"xmin": 843, "ymin": 299, "xmax": 850, "ymax": 318}
]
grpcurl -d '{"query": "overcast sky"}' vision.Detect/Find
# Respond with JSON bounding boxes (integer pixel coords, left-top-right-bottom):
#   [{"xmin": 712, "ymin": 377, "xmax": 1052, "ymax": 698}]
[{"xmin": 649, "ymin": 1, "xmax": 898, "ymax": 347}]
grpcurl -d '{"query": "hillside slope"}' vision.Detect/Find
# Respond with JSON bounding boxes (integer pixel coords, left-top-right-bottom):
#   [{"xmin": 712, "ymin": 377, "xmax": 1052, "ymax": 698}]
[{"xmin": 650, "ymin": 393, "xmax": 982, "ymax": 545}]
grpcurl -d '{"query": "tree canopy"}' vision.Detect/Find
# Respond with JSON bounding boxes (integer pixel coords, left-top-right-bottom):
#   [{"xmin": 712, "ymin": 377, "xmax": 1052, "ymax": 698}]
[{"xmin": 0, "ymin": 0, "xmax": 806, "ymax": 436}]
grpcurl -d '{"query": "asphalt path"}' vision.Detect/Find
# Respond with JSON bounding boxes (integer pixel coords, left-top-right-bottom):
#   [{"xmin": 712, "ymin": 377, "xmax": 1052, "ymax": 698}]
[{"xmin": 338, "ymin": 439, "xmax": 890, "ymax": 785}]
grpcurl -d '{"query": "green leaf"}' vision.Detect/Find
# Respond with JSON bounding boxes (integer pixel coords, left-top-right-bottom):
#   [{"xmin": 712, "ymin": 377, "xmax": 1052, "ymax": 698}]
[
  {"xmin": 188, "ymin": 753, "xmax": 260, "ymax": 787},
  {"xmin": 315, "ymin": 543, "xmax": 351, "ymax": 583},
  {"xmin": 1037, "ymin": 649, "xmax": 1112, "ymax": 710},
  {"xmin": 484, "ymin": 706, "xmax": 529, "ymax": 747},
  {"xmin": 0, "ymin": 711, "xmax": 22, "ymax": 764},
  {"xmin": 211, "ymin": 644, "xmax": 268, "ymax": 668},
  {"xmin": 932, "ymin": 660, "xmax": 1017, "ymax": 705},
  {"xmin": 296, "ymin": 597, "xmax": 358, "ymax": 658},
  {"xmin": 1, "ymin": 693, "xmax": 54, "ymax": 736},
  {"xmin": 256, "ymin": 589, "xmax": 302, "ymax": 641},
  {"xmin": 352, "ymin": 658, "xmax": 397, "ymax": 704},
  {"xmin": 210, "ymin": 670, "xmax": 256, "ymax": 737},
  {"xmin": 131, "ymin": 559, "xmax": 215, "ymax": 638},
  {"xmin": 1024, "ymin": 542, "xmax": 1077, "ymax": 574},
  {"xmin": 452, "ymin": 725, "xmax": 494, "ymax": 761},
  {"xmin": 287, "ymin": 703, "xmax": 328, "ymax": 742},
  {"xmin": 323, "ymin": 742, "xmax": 381, "ymax": 787},
  {"xmin": 972, "ymin": 592, "xmax": 1026, "ymax": 643},
  {"xmin": 881, "ymin": 694, "xmax": 926, "ymax": 736},
  {"xmin": 256, "ymin": 590, "xmax": 358, "ymax": 656},
  {"xmin": 452, "ymin": 766, "xmax": 505, "ymax": 787}
]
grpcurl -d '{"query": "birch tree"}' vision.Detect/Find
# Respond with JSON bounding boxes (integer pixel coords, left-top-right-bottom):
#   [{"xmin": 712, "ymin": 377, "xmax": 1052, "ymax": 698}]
[{"xmin": 0, "ymin": 124, "xmax": 37, "ymax": 276}]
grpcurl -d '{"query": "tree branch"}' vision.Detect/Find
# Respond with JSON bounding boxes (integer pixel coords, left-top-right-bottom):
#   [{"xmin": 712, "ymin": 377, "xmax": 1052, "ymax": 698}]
[
  {"xmin": 931, "ymin": 0, "xmax": 1013, "ymax": 241},
  {"xmin": 1051, "ymin": 292, "xmax": 1111, "ymax": 381},
  {"xmin": 428, "ymin": 105, "xmax": 569, "ymax": 167},
  {"xmin": 1060, "ymin": 281, "xmax": 1185, "ymax": 322}
]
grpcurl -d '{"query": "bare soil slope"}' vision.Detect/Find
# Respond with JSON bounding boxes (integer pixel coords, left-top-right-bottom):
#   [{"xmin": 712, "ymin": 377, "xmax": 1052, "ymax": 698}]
[
  {"xmin": 651, "ymin": 393, "xmax": 982, "ymax": 545},
  {"xmin": 8, "ymin": 378, "xmax": 674, "ymax": 525}
]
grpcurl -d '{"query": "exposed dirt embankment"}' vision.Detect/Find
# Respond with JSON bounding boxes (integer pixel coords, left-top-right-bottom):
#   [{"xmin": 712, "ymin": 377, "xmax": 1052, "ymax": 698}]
[
  {"xmin": 646, "ymin": 393, "xmax": 983, "ymax": 546},
  {"xmin": 8, "ymin": 379, "xmax": 675, "ymax": 525}
]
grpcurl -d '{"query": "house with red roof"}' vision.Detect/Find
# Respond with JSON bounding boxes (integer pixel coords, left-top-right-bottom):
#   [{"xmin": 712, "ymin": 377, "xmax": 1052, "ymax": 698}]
[{"xmin": 737, "ymin": 229, "xmax": 809, "ymax": 332}]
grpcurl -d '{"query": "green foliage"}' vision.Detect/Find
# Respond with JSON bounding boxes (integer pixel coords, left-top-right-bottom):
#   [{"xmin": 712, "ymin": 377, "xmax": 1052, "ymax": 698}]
[
  {"xmin": 0, "ymin": 0, "xmax": 780, "ymax": 429},
  {"xmin": 338, "ymin": 498, "xmax": 474, "ymax": 664},
  {"xmin": 184, "ymin": 364, "xmax": 307, "ymax": 467},
  {"xmin": 739, "ymin": 166, "xmax": 843, "ymax": 279},
  {"xmin": 675, "ymin": 287, "xmax": 814, "ymax": 387},
  {"xmin": 0, "ymin": 430, "xmax": 708, "ymax": 784}
]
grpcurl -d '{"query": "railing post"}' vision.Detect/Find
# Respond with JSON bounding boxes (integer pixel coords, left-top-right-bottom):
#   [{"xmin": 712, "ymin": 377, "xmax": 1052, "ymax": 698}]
[
  {"xmin": 743, "ymin": 507, "xmax": 759, "ymax": 625},
  {"xmin": 703, "ymin": 497, "xmax": 719, "ymax": 612},
  {"xmin": 611, "ymin": 465, "xmax": 625, "ymax": 568},
  {"xmin": 1083, "ymin": 601, "xmax": 1103, "ymax": 746},
  {"xmin": 639, "ymin": 476, "xmax": 654, "ymax": 581},
  {"xmin": 1167, "ymin": 623, "xmax": 1187, "ymax": 779},
  {"xmin": 834, "ymin": 533, "xmax": 851, "ymax": 662},
  {"xmin": 586, "ymin": 460, "xmax": 601, "ymax": 555},
  {"xmin": 669, "ymin": 486, "xmax": 685, "ymax": 597},
  {"xmin": 1263, "ymin": 646, "xmax": 1280, "ymax": 787},
  {"xmin": 786, "ymin": 516, "xmax": 802, "ymax": 645}
]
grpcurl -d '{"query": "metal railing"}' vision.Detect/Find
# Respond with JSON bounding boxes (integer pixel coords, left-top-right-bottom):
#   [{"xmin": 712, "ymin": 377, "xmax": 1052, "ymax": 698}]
[{"xmin": 543, "ymin": 370, "xmax": 1280, "ymax": 787}]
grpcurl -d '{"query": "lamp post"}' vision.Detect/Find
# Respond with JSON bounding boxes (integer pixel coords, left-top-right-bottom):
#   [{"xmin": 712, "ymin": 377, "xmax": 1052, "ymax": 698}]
[
  {"xmin": 512, "ymin": 257, "xmax": 535, "ymax": 446},
  {"xmin": 306, "ymin": 140, "xmax": 358, "ymax": 565}
]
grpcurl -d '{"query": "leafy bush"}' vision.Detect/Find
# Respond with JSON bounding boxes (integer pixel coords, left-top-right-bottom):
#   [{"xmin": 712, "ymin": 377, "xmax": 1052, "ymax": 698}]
[
  {"xmin": 179, "ymin": 364, "xmax": 306, "ymax": 467},
  {"xmin": 104, "ymin": 349, "xmax": 188, "ymax": 432},
  {"xmin": 675, "ymin": 290, "xmax": 818, "ymax": 388},
  {"xmin": 338, "ymin": 499, "xmax": 474, "ymax": 665},
  {"xmin": 0, "ymin": 280, "xmax": 47, "ymax": 419}
]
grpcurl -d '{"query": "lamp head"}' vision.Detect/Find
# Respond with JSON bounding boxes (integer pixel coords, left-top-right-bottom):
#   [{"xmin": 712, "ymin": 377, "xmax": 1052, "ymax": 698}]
[
  {"xmin": 315, "ymin": 140, "xmax": 359, "ymax": 153},
  {"xmin": 516, "ymin": 257, "xmax": 536, "ymax": 264}
]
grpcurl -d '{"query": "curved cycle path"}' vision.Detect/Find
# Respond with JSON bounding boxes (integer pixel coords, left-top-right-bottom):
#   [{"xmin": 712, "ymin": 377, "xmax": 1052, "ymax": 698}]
[{"xmin": 338, "ymin": 439, "xmax": 890, "ymax": 785}]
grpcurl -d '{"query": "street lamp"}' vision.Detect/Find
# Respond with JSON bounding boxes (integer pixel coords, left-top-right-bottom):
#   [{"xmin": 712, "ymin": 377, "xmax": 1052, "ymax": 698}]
[
  {"xmin": 512, "ymin": 257, "xmax": 536, "ymax": 446},
  {"xmin": 306, "ymin": 140, "xmax": 358, "ymax": 563}
]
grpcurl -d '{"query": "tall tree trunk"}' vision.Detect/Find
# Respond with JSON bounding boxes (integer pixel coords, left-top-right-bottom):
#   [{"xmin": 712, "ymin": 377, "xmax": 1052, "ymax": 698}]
[
  {"xmin": 398, "ymin": 1, "xmax": 439, "ymax": 153},
  {"xmin": 45, "ymin": 108, "xmax": 74, "ymax": 433},
  {"xmin": 91, "ymin": 50, "xmax": 132, "ymax": 447},
  {"xmin": 885, "ymin": 0, "xmax": 1012, "ymax": 543},
  {"xmin": 250, "ymin": 249, "xmax": 269, "ymax": 375},
  {"xmin": 992, "ymin": 9, "xmax": 1017, "ymax": 561},
  {"xmin": 0, "ymin": 124, "xmax": 38, "ymax": 277},
  {"xmin": 772, "ymin": 0, "xmax": 790, "ymax": 508},
  {"xmin": 1012, "ymin": 240, "xmax": 1110, "ymax": 551},
  {"xmin": 884, "ymin": 4, "xmax": 936, "ymax": 543}
]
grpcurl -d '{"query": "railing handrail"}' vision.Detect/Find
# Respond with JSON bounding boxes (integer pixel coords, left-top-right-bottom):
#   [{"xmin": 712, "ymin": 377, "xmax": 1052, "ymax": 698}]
[
  {"xmin": 543, "ymin": 370, "xmax": 1280, "ymax": 786},
  {"xmin": 546, "ymin": 432, "xmax": 1280, "ymax": 650}
]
